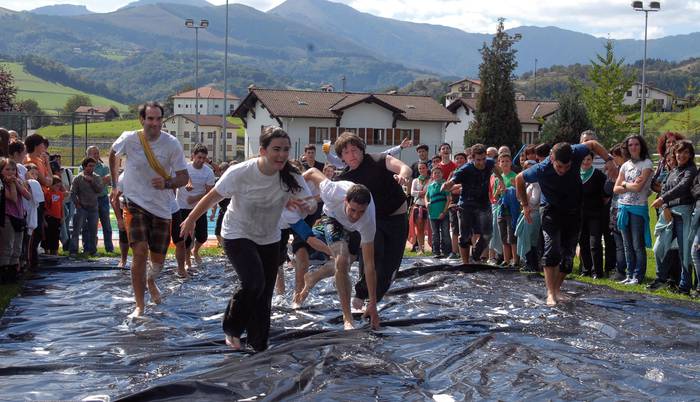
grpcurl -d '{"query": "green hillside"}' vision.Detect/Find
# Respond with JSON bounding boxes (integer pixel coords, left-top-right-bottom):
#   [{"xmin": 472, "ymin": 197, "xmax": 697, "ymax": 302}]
[
  {"xmin": 2, "ymin": 62, "xmax": 129, "ymax": 113},
  {"xmin": 642, "ymin": 105, "xmax": 700, "ymax": 138},
  {"xmin": 36, "ymin": 117, "xmax": 246, "ymax": 140}
]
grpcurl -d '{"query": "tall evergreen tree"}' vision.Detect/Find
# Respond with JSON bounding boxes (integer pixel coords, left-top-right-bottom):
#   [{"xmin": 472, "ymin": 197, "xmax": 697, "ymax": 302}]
[
  {"xmin": 540, "ymin": 86, "xmax": 592, "ymax": 144},
  {"xmin": 468, "ymin": 18, "xmax": 521, "ymax": 150},
  {"xmin": 577, "ymin": 40, "xmax": 635, "ymax": 146},
  {"xmin": 0, "ymin": 64, "xmax": 17, "ymax": 112}
]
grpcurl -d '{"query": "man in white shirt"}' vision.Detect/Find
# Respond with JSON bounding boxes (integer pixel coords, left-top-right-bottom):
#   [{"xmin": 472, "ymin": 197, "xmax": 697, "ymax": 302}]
[
  {"xmin": 172, "ymin": 144, "xmax": 216, "ymax": 276},
  {"xmin": 109, "ymin": 102, "xmax": 189, "ymax": 317},
  {"xmin": 301, "ymin": 167, "xmax": 380, "ymax": 330}
]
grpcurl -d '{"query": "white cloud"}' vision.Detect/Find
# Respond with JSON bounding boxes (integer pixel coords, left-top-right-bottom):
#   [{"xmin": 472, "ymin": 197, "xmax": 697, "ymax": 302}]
[{"xmin": 4, "ymin": 0, "xmax": 699, "ymax": 39}]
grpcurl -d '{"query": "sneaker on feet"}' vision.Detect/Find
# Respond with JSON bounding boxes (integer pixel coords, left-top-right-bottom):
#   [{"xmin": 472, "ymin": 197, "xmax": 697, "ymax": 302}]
[
  {"xmin": 646, "ymin": 279, "xmax": 667, "ymax": 291},
  {"xmin": 617, "ymin": 277, "xmax": 631, "ymax": 284},
  {"xmin": 610, "ymin": 272, "xmax": 627, "ymax": 281},
  {"xmin": 625, "ymin": 278, "xmax": 639, "ymax": 285},
  {"xmin": 486, "ymin": 259, "xmax": 498, "ymax": 266},
  {"xmin": 433, "ymin": 254, "xmax": 444, "ymax": 259},
  {"xmin": 448, "ymin": 253, "xmax": 460, "ymax": 260}
]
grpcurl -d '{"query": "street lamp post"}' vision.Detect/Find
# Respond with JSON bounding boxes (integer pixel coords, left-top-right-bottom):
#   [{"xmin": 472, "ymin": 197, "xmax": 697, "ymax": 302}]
[
  {"xmin": 185, "ymin": 18, "xmax": 209, "ymax": 143},
  {"xmin": 222, "ymin": 0, "xmax": 229, "ymax": 162},
  {"xmin": 632, "ymin": 1, "xmax": 660, "ymax": 137}
]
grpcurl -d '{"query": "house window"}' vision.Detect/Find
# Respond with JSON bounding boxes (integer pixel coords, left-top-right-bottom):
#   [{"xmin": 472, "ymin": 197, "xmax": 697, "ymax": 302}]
[
  {"xmin": 207, "ymin": 132, "xmax": 214, "ymax": 139},
  {"xmin": 177, "ymin": 104, "xmax": 181, "ymax": 108},
  {"xmin": 184, "ymin": 144, "xmax": 190, "ymax": 151},
  {"xmin": 315, "ymin": 127, "xmax": 329, "ymax": 144},
  {"xmin": 227, "ymin": 145, "xmax": 233, "ymax": 152},
  {"xmin": 215, "ymin": 104, "xmax": 219, "ymax": 108},
  {"xmin": 373, "ymin": 129, "xmax": 384, "ymax": 145},
  {"xmin": 398, "ymin": 129, "xmax": 413, "ymax": 144},
  {"xmin": 344, "ymin": 128, "xmax": 357, "ymax": 134},
  {"xmin": 184, "ymin": 131, "xmax": 190, "ymax": 138},
  {"xmin": 626, "ymin": 91, "xmax": 632, "ymax": 96},
  {"xmin": 227, "ymin": 132, "xmax": 233, "ymax": 139},
  {"xmin": 185, "ymin": 104, "xmax": 188, "ymax": 108}
]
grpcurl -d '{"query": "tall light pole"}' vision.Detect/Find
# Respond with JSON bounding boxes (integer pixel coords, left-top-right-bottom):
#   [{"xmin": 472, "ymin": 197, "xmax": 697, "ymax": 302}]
[
  {"xmin": 185, "ymin": 18, "xmax": 209, "ymax": 143},
  {"xmin": 222, "ymin": 0, "xmax": 229, "ymax": 162},
  {"xmin": 632, "ymin": 1, "xmax": 660, "ymax": 136},
  {"xmin": 533, "ymin": 58, "xmax": 538, "ymax": 99}
]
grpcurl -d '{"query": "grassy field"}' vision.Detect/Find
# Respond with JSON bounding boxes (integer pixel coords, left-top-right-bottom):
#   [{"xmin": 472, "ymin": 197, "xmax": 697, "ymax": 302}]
[
  {"xmin": 36, "ymin": 117, "xmax": 246, "ymax": 140},
  {"xmin": 643, "ymin": 104, "xmax": 700, "ymax": 138},
  {"xmin": 1, "ymin": 61, "xmax": 128, "ymax": 113}
]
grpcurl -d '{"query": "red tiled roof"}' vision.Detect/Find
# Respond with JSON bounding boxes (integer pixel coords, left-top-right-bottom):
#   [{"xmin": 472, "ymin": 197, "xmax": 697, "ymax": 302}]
[
  {"xmin": 234, "ymin": 88, "xmax": 459, "ymax": 123},
  {"xmin": 166, "ymin": 114, "xmax": 239, "ymax": 128},
  {"xmin": 448, "ymin": 77, "xmax": 481, "ymax": 87},
  {"xmin": 173, "ymin": 86, "xmax": 240, "ymax": 100},
  {"xmin": 446, "ymin": 97, "xmax": 559, "ymax": 124}
]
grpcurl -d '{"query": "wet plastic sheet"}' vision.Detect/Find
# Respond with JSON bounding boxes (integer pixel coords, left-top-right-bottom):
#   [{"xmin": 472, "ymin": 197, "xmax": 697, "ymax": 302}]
[{"xmin": 1, "ymin": 256, "xmax": 699, "ymax": 401}]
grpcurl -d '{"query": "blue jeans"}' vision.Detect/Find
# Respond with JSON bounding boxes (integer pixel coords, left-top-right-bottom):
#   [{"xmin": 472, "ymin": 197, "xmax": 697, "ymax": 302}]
[
  {"xmin": 82, "ymin": 195, "xmax": 113, "ymax": 252},
  {"xmin": 612, "ymin": 230, "xmax": 627, "ymax": 277},
  {"xmin": 620, "ymin": 213, "xmax": 647, "ymax": 281},
  {"xmin": 71, "ymin": 206, "xmax": 98, "ymax": 254},
  {"xmin": 60, "ymin": 201, "xmax": 75, "ymax": 251},
  {"xmin": 655, "ymin": 214, "xmax": 689, "ymax": 284},
  {"xmin": 690, "ymin": 232, "xmax": 700, "ymax": 291},
  {"xmin": 429, "ymin": 217, "xmax": 451, "ymax": 256}
]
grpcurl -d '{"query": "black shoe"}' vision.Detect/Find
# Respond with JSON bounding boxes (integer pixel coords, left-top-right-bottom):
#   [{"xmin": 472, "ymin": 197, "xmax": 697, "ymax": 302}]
[
  {"xmin": 520, "ymin": 266, "xmax": 538, "ymax": 273},
  {"xmin": 672, "ymin": 287, "xmax": 690, "ymax": 296},
  {"xmin": 646, "ymin": 279, "xmax": 668, "ymax": 291},
  {"xmin": 610, "ymin": 272, "xmax": 627, "ymax": 281}
]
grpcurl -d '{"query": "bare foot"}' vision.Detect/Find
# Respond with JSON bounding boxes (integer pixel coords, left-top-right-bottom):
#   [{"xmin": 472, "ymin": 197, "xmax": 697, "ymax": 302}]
[
  {"xmin": 193, "ymin": 253, "xmax": 202, "ymax": 266},
  {"xmin": 546, "ymin": 294, "xmax": 558, "ymax": 306},
  {"xmin": 296, "ymin": 287, "xmax": 310, "ymax": 307},
  {"xmin": 128, "ymin": 306, "xmax": 144, "ymax": 318},
  {"xmin": 176, "ymin": 268, "xmax": 189, "ymax": 279},
  {"xmin": 352, "ymin": 297, "xmax": 364, "ymax": 311},
  {"xmin": 148, "ymin": 281, "xmax": 162, "ymax": 304},
  {"xmin": 343, "ymin": 320, "xmax": 355, "ymax": 330},
  {"xmin": 118, "ymin": 261, "xmax": 125, "ymax": 269},
  {"xmin": 225, "ymin": 334, "xmax": 241, "ymax": 350}
]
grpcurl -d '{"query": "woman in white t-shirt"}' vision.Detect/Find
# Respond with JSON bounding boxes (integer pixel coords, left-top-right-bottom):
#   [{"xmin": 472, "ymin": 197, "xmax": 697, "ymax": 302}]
[
  {"xmin": 180, "ymin": 127, "xmax": 310, "ymax": 352},
  {"xmin": 613, "ymin": 135, "xmax": 654, "ymax": 285}
]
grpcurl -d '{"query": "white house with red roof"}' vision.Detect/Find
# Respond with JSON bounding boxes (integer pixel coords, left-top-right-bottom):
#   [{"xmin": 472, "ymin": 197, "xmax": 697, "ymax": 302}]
[{"xmin": 173, "ymin": 86, "xmax": 240, "ymax": 116}]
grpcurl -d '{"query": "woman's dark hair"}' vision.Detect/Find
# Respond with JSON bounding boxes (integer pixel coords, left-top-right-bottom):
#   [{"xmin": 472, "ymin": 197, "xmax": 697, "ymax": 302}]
[
  {"xmin": 673, "ymin": 140, "xmax": 696, "ymax": 168},
  {"xmin": 25, "ymin": 133, "xmax": 46, "ymax": 154},
  {"xmin": 334, "ymin": 132, "xmax": 366, "ymax": 156},
  {"xmin": 81, "ymin": 157, "xmax": 96, "ymax": 168},
  {"xmin": 8, "ymin": 141, "xmax": 25, "ymax": 156},
  {"xmin": 621, "ymin": 135, "xmax": 650, "ymax": 161},
  {"xmin": 610, "ymin": 144, "xmax": 624, "ymax": 157},
  {"xmin": 657, "ymin": 131, "xmax": 684, "ymax": 156},
  {"xmin": 260, "ymin": 126, "xmax": 302, "ymax": 193}
]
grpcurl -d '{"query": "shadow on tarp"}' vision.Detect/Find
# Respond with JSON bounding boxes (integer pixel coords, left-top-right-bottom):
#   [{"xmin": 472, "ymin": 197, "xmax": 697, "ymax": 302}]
[{"xmin": 0, "ymin": 257, "xmax": 699, "ymax": 401}]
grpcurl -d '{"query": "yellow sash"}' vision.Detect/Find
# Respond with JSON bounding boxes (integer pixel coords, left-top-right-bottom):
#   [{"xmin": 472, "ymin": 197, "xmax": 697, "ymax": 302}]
[{"xmin": 137, "ymin": 130, "xmax": 171, "ymax": 180}]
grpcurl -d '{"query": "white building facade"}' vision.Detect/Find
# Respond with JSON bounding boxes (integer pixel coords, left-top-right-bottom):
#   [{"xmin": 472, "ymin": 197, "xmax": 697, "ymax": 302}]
[
  {"xmin": 234, "ymin": 89, "xmax": 460, "ymax": 165},
  {"xmin": 623, "ymin": 83, "xmax": 674, "ymax": 111},
  {"xmin": 162, "ymin": 114, "xmax": 242, "ymax": 162},
  {"xmin": 173, "ymin": 86, "xmax": 240, "ymax": 116}
]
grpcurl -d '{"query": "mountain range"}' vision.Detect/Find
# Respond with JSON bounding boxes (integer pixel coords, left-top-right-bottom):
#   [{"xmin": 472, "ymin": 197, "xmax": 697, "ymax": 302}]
[{"xmin": 2, "ymin": 0, "xmax": 699, "ymax": 104}]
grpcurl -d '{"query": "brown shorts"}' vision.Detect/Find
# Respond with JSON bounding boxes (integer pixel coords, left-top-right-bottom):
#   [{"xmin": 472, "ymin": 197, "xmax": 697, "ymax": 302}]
[{"xmin": 126, "ymin": 202, "xmax": 171, "ymax": 255}]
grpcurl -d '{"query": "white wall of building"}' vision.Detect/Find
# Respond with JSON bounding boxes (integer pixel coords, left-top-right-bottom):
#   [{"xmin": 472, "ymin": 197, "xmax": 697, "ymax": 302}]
[
  {"xmin": 623, "ymin": 84, "xmax": 672, "ymax": 110},
  {"xmin": 174, "ymin": 98, "xmax": 240, "ymax": 116},
  {"xmin": 243, "ymin": 100, "xmax": 448, "ymax": 165},
  {"xmin": 163, "ymin": 116, "xmax": 238, "ymax": 162},
  {"xmin": 444, "ymin": 105, "xmax": 473, "ymax": 152}
]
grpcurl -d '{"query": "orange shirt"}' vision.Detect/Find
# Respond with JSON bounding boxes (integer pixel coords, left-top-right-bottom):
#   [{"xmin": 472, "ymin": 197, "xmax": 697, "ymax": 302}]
[
  {"xmin": 24, "ymin": 155, "xmax": 50, "ymax": 189},
  {"xmin": 44, "ymin": 189, "xmax": 64, "ymax": 219}
]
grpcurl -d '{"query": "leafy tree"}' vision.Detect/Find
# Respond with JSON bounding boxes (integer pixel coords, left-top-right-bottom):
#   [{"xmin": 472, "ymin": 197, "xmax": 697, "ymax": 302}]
[
  {"xmin": 64, "ymin": 94, "xmax": 92, "ymax": 115},
  {"xmin": 576, "ymin": 40, "xmax": 635, "ymax": 146},
  {"xmin": 469, "ymin": 18, "xmax": 522, "ymax": 149},
  {"xmin": 540, "ymin": 86, "xmax": 592, "ymax": 144},
  {"xmin": 0, "ymin": 64, "xmax": 17, "ymax": 112},
  {"xmin": 18, "ymin": 98, "xmax": 48, "ymax": 129}
]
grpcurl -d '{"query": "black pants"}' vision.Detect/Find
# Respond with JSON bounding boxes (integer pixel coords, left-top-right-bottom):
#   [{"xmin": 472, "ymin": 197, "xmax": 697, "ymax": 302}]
[
  {"xmin": 579, "ymin": 214, "xmax": 604, "ymax": 277},
  {"xmin": 44, "ymin": 216, "xmax": 62, "ymax": 251},
  {"xmin": 222, "ymin": 238, "xmax": 279, "ymax": 352},
  {"xmin": 355, "ymin": 213, "xmax": 408, "ymax": 302}
]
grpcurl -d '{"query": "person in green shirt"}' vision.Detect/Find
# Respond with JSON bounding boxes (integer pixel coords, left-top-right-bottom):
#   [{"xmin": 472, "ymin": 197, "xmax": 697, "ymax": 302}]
[
  {"xmin": 493, "ymin": 153, "xmax": 519, "ymax": 266},
  {"xmin": 425, "ymin": 167, "xmax": 451, "ymax": 258}
]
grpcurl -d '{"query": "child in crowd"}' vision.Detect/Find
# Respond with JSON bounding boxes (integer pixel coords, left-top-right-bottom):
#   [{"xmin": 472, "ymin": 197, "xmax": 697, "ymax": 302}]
[
  {"xmin": 494, "ymin": 153, "xmax": 519, "ymax": 267},
  {"xmin": 425, "ymin": 167, "xmax": 451, "ymax": 258},
  {"xmin": 24, "ymin": 164, "xmax": 45, "ymax": 266},
  {"xmin": 43, "ymin": 176, "xmax": 65, "ymax": 255},
  {"xmin": 1, "ymin": 158, "xmax": 26, "ymax": 282}
]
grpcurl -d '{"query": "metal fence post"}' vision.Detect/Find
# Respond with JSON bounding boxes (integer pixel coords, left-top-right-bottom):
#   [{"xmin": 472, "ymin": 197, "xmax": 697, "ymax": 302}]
[{"xmin": 71, "ymin": 114, "xmax": 76, "ymax": 166}]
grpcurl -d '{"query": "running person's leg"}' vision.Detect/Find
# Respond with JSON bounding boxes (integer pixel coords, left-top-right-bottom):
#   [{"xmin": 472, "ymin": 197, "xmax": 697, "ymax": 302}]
[
  {"xmin": 540, "ymin": 205, "xmax": 563, "ymax": 306},
  {"xmin": 192, "ymin": 212, "xmax": 208, "ymax": 265},
  {"xmin": 171, "ymin": 210, "xmax": 188, "ymax": 277}
]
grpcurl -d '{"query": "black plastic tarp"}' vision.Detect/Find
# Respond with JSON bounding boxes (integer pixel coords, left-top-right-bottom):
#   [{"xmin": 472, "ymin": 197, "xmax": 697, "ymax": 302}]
[{"xmin": 1, "ymin": 257, "xmax": 699, "ymax": 401}]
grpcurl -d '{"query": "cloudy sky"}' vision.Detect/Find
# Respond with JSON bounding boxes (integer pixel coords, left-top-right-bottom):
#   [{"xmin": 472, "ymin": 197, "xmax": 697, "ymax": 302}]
[{"xmin": 5, "ymin": 0, "xmax": 699, "ymax": 39}]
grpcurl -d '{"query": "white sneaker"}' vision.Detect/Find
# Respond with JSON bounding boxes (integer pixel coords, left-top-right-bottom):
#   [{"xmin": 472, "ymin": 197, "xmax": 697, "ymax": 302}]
[
  {"xmin": 626, "ymin": 278, "xmax": 639, "ymax": 285},
  {"xmin": 618, "ymin": 277, "xmax": 631, "ymax": 284}
]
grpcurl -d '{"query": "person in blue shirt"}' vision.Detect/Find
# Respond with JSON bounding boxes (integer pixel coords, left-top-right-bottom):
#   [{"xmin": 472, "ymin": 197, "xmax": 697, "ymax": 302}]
[
  {"xmin": 441, "ymin": 144, "xmax": 501, "ymax": 264},
  {"xmin": 515, "ymin": 141, "xmax": 614, "ymax": 306}
]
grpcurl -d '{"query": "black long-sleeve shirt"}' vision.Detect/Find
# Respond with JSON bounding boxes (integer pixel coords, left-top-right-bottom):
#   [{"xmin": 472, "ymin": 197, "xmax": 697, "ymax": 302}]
[{"xmin": 661, "ymin": 164, "xmax": 697, "ymax": 207}]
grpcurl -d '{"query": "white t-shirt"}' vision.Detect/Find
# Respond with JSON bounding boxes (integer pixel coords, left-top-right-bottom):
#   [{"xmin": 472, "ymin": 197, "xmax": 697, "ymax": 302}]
[
  {"xmin": 176, "ymin": 162, "xmax": 216, "ymax": 210},
  {"xmin": 278, "ymin": 178, "xmax": 314, "ymax": 230},
  {"xmin": 320, "ymin": 179, "xmax": 376, "ymax": 244},
  {"xmin": 112, "ymin": 130, "xmax": 188, "ymax": 219},
  {"xmin": 215, "ymin": 158, "xmax": 305, "ymax": 245},
  {"xmin": 17, "ymin": 163, "xmax": 27, "ymax": 183},
  {"xmin": 23, "ymin": 179, "xmax": 44, "ymax": 232},
  {"xmin": 618, "ymin": 158, "xmax": 653, "ymax": 206}
]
